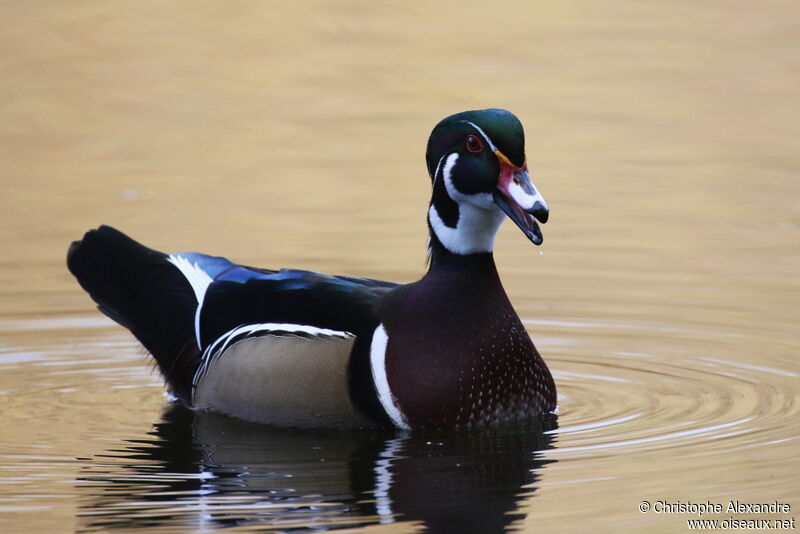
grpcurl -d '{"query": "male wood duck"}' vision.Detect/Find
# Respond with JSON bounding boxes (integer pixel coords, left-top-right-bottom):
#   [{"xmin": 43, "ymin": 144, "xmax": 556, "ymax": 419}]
[{"xmin": 67, "ymin": 108, "xmax": 556, "ymax": 430}]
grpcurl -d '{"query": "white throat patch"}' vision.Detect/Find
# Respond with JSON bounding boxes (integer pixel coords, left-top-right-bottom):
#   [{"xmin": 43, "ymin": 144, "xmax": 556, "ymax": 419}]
[{"xmin": 428, "ymin": 153, "xmax": 505, "ymax": 255}]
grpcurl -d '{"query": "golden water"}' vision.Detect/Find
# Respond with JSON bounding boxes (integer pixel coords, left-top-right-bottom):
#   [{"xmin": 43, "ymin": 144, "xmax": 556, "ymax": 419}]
[{"xmin": 1, "ymin": 2, "xmax": 798, "ymax": 533}]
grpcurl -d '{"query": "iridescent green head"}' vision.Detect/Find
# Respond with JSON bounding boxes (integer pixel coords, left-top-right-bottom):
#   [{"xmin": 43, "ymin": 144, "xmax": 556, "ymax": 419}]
[{"xmin": 424, "ymin": 109, "xmax": 549, "ymax": 254}]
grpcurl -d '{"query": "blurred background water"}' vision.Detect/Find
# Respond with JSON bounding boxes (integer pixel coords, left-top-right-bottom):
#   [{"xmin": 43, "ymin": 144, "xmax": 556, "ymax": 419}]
[{"xmin": 0, "ymin": 1, "xmax": 798, "ymax": 532}]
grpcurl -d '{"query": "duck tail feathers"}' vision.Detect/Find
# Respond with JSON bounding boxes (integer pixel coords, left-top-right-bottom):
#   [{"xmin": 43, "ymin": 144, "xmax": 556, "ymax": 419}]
[{"xmin": 67, "ymin": 225, "xmax": 200, "ymax": 400}]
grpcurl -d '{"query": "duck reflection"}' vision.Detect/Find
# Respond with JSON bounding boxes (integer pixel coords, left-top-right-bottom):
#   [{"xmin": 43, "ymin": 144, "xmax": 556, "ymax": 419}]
[{"xmin": 77, "ymin": 406, "xmax": 556, "ymax": 533}]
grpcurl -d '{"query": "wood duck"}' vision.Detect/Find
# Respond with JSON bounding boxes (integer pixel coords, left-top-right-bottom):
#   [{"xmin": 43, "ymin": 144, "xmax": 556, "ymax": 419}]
[{"xmin": 67, "ymin": 108, "xmax": 556, "ymax": 430}]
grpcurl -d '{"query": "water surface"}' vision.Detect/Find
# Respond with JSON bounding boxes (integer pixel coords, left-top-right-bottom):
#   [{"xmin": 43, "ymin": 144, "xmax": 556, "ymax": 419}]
[{"xmin": 1, "ymin": 1, "xmax": 798, "ymax": 533}]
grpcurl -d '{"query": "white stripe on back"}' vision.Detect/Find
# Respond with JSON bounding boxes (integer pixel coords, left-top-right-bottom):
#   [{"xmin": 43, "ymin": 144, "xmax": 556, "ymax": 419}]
[
  {"xmin": 167, "ymin": 254, "xmax": 214, "ymax": 348},
  {"xmin": 167, "ymin": 254, "xmax": 213, "ymax": 305}
]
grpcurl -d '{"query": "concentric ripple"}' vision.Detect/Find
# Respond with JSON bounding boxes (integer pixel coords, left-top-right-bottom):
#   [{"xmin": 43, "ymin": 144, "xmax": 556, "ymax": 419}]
[{"xmin": 525, "ymin": 316, "xmax": 799, "ymax": 459}]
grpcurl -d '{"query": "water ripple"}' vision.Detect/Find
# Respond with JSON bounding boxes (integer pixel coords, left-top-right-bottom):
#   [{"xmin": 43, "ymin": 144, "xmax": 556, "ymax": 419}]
[{"xmin": 525, "ymin": 317, "xmax": 798, "ymax": 459}]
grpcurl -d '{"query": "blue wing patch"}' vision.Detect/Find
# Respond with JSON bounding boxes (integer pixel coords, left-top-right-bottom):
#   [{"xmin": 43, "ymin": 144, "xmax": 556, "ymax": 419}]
[
  {"xmin": 175, "ymin": 252, "xmax": 395, "ymax": 291},
  {"xmin": 169, "ymin": 252, "xmax": 399, "ymax": 349}
]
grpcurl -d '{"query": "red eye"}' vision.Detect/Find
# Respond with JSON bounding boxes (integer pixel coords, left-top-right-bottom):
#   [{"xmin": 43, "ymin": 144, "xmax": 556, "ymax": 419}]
[{"xmin": 466, "ymin": 134, "xmax": 483, "ymax": 153}]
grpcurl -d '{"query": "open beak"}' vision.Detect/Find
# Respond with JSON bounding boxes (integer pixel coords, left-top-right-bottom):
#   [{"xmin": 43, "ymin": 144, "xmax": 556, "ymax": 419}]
[{"xmin": 492, "ymin": 151, "xmax": 549, "ymax": 245}]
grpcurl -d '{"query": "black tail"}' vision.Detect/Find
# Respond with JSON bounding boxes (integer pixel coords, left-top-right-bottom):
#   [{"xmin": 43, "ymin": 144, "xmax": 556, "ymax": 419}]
[{"xmin": 67, "ymin": 225, "xmax": 200, "ymax": 401}]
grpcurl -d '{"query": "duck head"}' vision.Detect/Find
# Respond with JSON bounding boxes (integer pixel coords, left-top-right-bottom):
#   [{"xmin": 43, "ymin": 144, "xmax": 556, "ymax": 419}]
[{"xmin": 425, "ymin": 109, "xmax": 549, "ymax": 255}]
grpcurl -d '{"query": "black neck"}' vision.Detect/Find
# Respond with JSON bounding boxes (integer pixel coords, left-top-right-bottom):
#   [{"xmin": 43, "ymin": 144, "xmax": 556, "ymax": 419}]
[
  {"xmin": 426, "ymin": 229, "xmax": 498, "ymax": 276},
  {"xmin": 430, "ymin": 173, "xmax": 459, "ymax": 227}
]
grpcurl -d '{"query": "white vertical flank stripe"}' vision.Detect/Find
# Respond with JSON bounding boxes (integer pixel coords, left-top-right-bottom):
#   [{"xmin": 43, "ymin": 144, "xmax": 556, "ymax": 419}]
[{"xmin": 369, "ymin": 324, "xmax": 410, "ymax": 430}]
